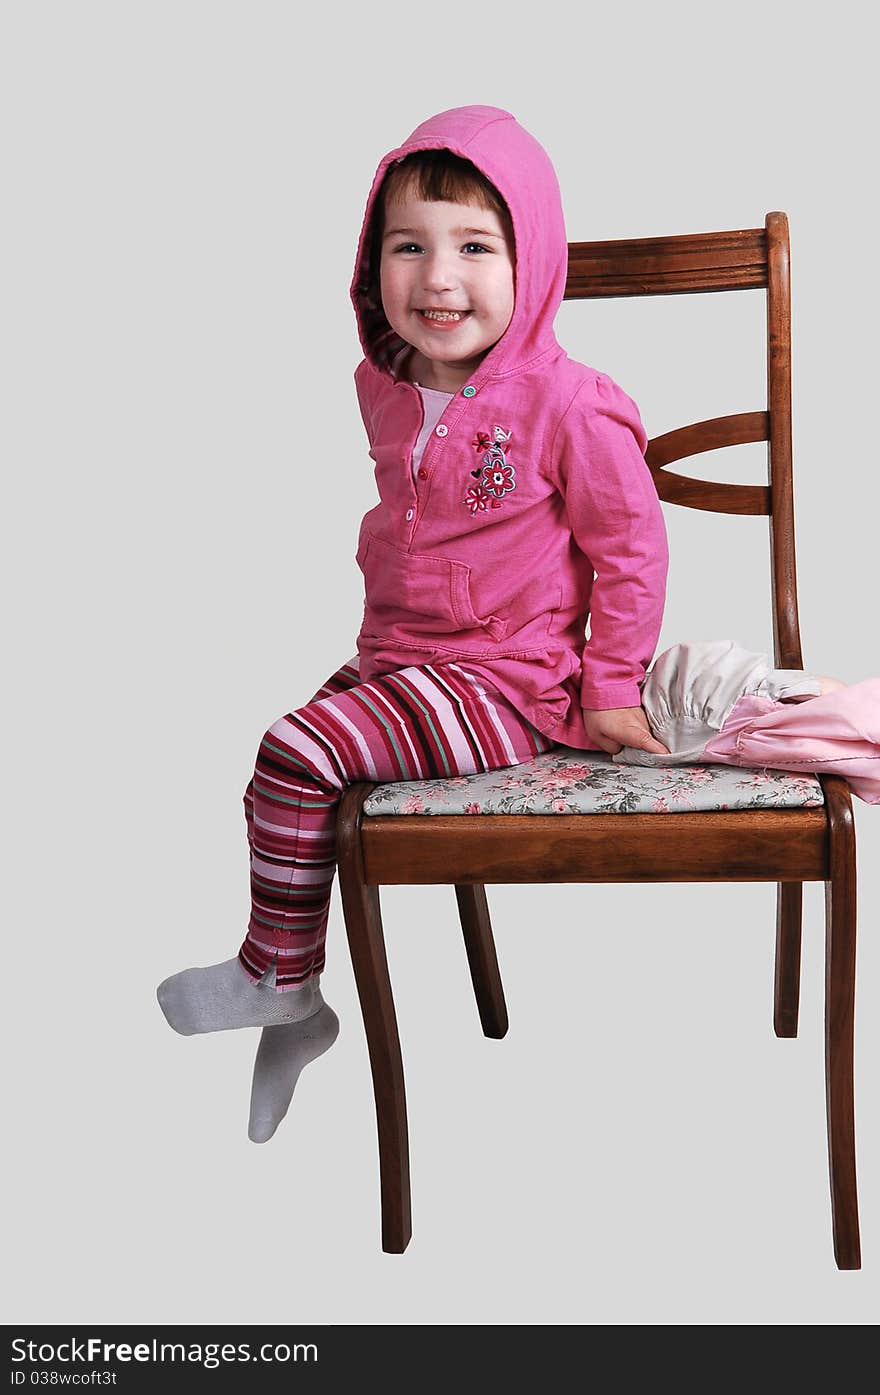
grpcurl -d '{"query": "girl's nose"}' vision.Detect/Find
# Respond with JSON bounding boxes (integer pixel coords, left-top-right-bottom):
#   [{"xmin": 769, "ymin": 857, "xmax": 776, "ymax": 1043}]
[{"xmin": 421, "ymin": 254, "xmax": 459, "ymax": 292}]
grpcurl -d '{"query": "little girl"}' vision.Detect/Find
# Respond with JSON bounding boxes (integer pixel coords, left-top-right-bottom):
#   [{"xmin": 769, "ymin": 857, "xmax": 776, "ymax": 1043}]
[{"xmin": 157, "ymin": 104, "xmax": 670, "ymax": 1141}]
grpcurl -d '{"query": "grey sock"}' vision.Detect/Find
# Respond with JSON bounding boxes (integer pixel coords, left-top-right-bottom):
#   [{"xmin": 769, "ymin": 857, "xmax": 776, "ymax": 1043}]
[
  {"xmin": 156, "ymin": 955, "xmax": 321, "ymax": 1035},
  {"xmin": 248, "ymin": 1003, "xmax": 341, "ymax": 1143}
]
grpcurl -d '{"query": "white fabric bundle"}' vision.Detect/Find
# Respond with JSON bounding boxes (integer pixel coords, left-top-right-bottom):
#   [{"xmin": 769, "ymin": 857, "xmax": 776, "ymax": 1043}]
[{"xmin": 615, "ymin": 639, "xmax": 822, "ymax": 766}]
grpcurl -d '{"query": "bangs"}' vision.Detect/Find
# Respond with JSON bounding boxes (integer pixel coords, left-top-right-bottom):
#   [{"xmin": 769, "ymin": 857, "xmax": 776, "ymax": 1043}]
[{"xmin": 382, "ymin": 152, "xmax": 504, "ymax": 218}]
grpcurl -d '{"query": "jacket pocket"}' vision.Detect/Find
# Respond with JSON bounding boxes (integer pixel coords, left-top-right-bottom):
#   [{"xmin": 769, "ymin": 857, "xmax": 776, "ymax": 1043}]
[
  {"xmin": 357, "ymin": 531, "xmax": 507, "ymax": 642},
  {"xmin": 504, "ymin": 575, "xmax": 563, "ymax": 631}
]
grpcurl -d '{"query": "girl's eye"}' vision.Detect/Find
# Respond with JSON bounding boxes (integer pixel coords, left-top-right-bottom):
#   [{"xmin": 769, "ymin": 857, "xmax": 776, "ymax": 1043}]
[{"xmin": 390, "ymin": 242, "xmax": 490, "ymax": 255}]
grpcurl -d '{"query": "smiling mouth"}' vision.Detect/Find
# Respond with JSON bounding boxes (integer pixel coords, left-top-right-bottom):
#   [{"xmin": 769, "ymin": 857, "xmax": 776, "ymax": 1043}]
[{"xmin": 417, "ymin": 309, "xmax": 471, "ymax": 322}]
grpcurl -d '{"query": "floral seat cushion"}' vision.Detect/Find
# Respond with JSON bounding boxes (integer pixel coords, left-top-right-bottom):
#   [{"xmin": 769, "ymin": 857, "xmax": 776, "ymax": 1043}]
[{"xmin": 361, "ymin": 747, "xmax": 825, "ymax": 816}]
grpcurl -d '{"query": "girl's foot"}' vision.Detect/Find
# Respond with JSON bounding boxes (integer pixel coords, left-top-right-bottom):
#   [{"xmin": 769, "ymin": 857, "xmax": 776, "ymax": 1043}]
[
  {"xmin": 156, "ymin": 956, "xmax": 320, "ymax": 1034},
  {"xmin": 248, "ymin": 1005, "xmax": 340, "ymax": 1143}
]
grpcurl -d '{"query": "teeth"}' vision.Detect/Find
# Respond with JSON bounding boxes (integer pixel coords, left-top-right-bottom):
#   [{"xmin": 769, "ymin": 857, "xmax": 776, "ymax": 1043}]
[{"xmin": 421, "ymin": 310, "xmax": 465, "ymax": 321}]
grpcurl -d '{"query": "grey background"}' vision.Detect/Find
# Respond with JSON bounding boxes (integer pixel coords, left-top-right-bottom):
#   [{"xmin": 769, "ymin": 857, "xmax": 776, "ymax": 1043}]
[{"xmin": 4, "ymin": 1, "xmax": 878, "ymax": 1324}]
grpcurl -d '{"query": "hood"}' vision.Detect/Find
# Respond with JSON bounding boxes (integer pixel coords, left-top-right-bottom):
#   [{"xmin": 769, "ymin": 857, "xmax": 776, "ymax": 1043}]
[{"xmin": 350, "ymin": 105, "xmax": 568, "ymax": 382}]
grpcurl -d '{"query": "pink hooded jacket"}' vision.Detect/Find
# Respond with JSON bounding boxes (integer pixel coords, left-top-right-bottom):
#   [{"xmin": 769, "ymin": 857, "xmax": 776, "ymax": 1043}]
[{"xmin": 349, "ymin": 105, "xmax": 669, "ymax": 748}]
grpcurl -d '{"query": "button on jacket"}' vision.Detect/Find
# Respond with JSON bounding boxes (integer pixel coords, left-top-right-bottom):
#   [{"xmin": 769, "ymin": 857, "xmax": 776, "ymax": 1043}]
[{"xmin": 349, "ymin": 105, "xmax": 669, "ymax": 748}]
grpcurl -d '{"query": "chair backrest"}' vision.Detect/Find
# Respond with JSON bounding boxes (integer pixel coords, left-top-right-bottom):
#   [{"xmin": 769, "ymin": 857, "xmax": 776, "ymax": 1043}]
[{"xmin": 564, "ymin": 212, "xmax": 801, "ymax": 670}]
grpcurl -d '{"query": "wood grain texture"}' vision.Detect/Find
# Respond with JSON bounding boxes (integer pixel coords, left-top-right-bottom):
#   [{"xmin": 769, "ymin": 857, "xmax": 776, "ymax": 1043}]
[
  {"xmin": 646, "ymin": 412, "xmax": 770, "ymax": 514},
  {"xmin": 565, "ymin": 227, "xmax": 767, "ymax": 298},
  {"xmin": 454, "ymin": 884, "xmax": 508, "ymax": 1039},
  {"xmin": 361, "ymin": 809, "xmax": 828, "ymax": 885},
  {"xmin": 766, "ymin": 212, "xmax": 803, "ymax": 669},
  {"xmin": 821, "ymin": 775, "xmax": 860, "ymax": 1269},
  {"xmin": 773, "ymin": 881, "xmax": 803, "ymax": 1038},
  {"xmin": 337, "ymin": 784, "xmax": 411, "ymax": 1253}
]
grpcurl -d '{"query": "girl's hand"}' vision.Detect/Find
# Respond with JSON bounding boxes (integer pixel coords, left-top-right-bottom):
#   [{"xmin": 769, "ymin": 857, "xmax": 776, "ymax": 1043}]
[{"xmin": 582, "ymin": 704, "xmax": 669, "ymax": 756}]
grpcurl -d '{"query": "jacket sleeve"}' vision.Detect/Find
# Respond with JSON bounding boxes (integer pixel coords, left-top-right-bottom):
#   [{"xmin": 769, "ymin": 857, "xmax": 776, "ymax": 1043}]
[{"xmin": 553, "ymin": 373, "xmax": 669, "ymax": 711}]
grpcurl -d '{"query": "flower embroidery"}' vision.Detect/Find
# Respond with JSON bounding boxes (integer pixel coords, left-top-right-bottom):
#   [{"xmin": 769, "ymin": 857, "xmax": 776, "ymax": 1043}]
[
  {"xmin": 464, "ymin": 483, "xmax": 492, "ymax": 514},
  {"xmin": 464, "ymin": 425, "xmax": 516, "ymax": 511},
  {"xmin": 481, "ymin": 455, "xmax": 516, "ymax": 497}
]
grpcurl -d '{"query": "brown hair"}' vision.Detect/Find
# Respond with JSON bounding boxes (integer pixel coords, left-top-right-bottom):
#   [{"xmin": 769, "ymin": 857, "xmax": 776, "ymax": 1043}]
[{"xmin": 361, "ymin": 149, "xmax": 514, "ymax": 313}]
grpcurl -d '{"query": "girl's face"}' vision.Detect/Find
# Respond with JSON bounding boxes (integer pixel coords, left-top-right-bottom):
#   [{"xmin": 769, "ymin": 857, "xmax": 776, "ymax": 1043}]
[{"xmin": 378, "ymin": 193, "xmax": 515, "ymax": 393}]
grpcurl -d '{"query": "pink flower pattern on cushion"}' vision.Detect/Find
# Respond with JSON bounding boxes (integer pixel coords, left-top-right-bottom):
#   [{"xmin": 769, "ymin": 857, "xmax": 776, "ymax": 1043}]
[{"xmin": 362, "ymin": 748, "xmax": 824, "ymax": 816}]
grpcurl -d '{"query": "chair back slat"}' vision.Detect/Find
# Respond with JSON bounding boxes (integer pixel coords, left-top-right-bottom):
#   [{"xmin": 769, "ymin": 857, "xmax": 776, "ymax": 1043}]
[
  {"xmin": 646, "ymin": 412, "xmax": 770, "ymax": 514},
  {"xmin": 563, "ymin": 212, "xmax": 802, "ymax": 669},
  {"xmin": 647, "ymin": 411, "xmax": 769, "ymax": 467},
  {"xmin": 565, "ymin": 228, "xmax": 767, "ymax": 298},
  {"xmin": 652, "ymin": 473, "xmax": 770, "ymax": 516}
]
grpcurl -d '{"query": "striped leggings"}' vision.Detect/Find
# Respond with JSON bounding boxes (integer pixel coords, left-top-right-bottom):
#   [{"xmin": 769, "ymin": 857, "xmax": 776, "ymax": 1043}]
[{"xmin": 237, "ymin": 656, "xmax": 555, "ymax": 991}]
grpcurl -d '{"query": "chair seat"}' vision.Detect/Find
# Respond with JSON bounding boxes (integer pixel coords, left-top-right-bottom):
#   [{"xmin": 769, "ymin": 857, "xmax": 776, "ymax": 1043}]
[{"xmin": 362, "ymin": 747, "xmax": 824, "ymax": 816}]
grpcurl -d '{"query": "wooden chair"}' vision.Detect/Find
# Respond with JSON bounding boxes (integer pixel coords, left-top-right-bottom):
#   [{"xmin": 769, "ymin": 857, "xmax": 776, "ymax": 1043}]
[{"xmin": 336, "ymin": 212, "xmax": 860, "ymax": 1268}]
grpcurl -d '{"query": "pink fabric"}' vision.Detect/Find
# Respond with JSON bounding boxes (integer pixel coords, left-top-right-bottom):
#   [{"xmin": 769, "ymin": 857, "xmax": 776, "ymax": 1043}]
[
  {"xmin": 349, "ymin": 105, "xmax": 668, "ymax": 749},
  {"xmin": 702, "ymin": 681, "xmax": 880, "ymax": 805},
  {"xmin": 412, "ymin": 385, "xmax": 451, "ymax": 476},
  {"xmin": 392, "ymin": 344, "xmax": 454, "ymax": 481}
]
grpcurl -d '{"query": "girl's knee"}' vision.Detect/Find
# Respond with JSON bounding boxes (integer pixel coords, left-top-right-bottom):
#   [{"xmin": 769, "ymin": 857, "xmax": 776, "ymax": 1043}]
[
  {"xmin": 261, "ymin": 710, "xmax": 305, "ymax": 750},
  {"xmin": 257, "ymin": 710, "xmax": 330, "ymax": 780}
]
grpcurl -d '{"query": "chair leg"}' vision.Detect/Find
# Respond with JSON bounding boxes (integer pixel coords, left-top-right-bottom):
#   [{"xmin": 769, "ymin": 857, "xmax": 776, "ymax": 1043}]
[
  {"xmin": 774, "ymin": 882, "xmax": 802, "ymax": 1037},
  {"xmin": 455, "ymin": 884, "xmax": 508, "ymax": 1039},
  {"xmin": 822, "ymin": 777, "xmax": 860, "ymax": 1270},
  {"xmin": 337, "ymin": 785, "xmax": 411, "ymax": 1254}
]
